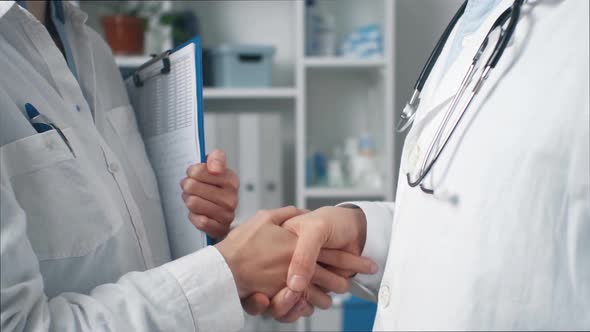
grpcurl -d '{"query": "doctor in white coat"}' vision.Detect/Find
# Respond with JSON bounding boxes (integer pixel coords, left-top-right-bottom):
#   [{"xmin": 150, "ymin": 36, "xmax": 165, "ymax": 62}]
[{"xmin": 253, "ymin": 0, "xmax": 589, "ymax": 329}]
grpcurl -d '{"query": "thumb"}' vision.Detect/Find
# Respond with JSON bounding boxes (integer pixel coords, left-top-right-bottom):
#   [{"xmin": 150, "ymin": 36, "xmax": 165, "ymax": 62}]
[
  {"xmin": 286, "ymin": 222, "xmax": 327, "ymax": 292},
  {"xmin": 206, "ymin": 149, "xmax": 226, "ymax": 175}
]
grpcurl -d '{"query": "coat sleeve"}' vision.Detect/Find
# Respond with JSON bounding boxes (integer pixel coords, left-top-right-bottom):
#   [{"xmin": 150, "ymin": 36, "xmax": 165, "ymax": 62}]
[
  {"xmin": 0, "ymin": 178, "xmax": 244, "ymax": 332},
  {"xmin": 337, "ymin": 201, "xmax": 395, "ymax": 301}
]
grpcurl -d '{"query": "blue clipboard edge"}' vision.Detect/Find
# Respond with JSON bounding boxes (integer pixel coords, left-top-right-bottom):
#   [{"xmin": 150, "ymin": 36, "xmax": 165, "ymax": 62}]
[{"xmin": 172, "ymin": 37, "xmax": 215, "ymax": 246}]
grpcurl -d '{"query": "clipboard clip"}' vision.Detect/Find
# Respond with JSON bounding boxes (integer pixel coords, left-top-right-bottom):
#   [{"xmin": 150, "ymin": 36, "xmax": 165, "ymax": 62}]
[{"xmin": 133, "ymin": 50, "xmax": 172, "ymax": 87}]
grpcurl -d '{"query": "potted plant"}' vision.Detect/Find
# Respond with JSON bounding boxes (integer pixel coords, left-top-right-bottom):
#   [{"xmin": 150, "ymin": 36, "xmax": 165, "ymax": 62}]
[{"xmin": 100, "ymin": 1, "xmax": 161, "ymax": 55}]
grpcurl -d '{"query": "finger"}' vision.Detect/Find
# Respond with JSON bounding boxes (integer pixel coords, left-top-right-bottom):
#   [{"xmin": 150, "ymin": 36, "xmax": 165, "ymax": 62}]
[
  {"xmin": 181, "ymin": 178, "xmax": 237, "ymax": 211},
  {"xmin": 302, "ymin": 304, "xmax": 315, "ymax": 317},
  {"xmin": 318, "ymin": 249, "xmax": 378, "ymax": 275},
  {"xmin": 277, "ymin": 299, "xmax": 314, "ymax": 323},
  {"xmin": 186, "ymin": 164, "xmax": 239, "ymax": 189},
  {"xmin": 184, "ymin": 195, "xmax": 235, "ymax": 225},
  {"xmin": 256, "ymin": 206, "xmax": 306, "ymax": 226},
  {"xmin": 311, "ymin": 265, "xmax": 350, "ymax": 294},
  {"xmin": 268, "ymin": 287, "xmax": 303, "ymax": 318},
  {"xmin": 316, "ymin": 286, "xmax": 329, "ymax": 293},
  {"xmin": 188, "ymin": 213, "xmax": 230, "ymax": 238},
  {"xmin": 207, "ymin": 149, "xmax": 226, "ymax": 175},
  {"xmin": 242, "ymin": 292, "xmax": 270, "ymax": 316},
  {"xmin": 323, "ymin": 266, "xmax": 355, "ymax": 279},
  {"xmin": 287, "ymin": 220, "xmax": 328, "ymax": 292},
  {"xmin": 305, "ymin": 285, "xmax": 332, "ymax": 310}
]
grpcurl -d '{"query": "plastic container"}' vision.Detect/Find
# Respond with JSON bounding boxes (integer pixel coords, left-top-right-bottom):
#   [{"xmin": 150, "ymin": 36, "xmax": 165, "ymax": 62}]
[
  {"xmin": 206, "ymin": 44, "xmax": 275, "ymax": 87},
  {"xmin": 305, "ymin": 0, "xmax": 336, "ymax": 56}
]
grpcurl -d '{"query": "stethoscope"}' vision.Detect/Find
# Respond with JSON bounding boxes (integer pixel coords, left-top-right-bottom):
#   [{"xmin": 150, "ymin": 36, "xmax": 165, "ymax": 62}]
[{"xmin": 397, "ymin": 0, "xmax": 524, "ymax": 195}]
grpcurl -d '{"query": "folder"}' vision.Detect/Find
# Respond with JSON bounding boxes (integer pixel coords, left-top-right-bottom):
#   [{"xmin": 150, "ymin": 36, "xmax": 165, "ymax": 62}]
[
  {"xmin": 125, "ymin": 37, "xmax": 213, "ymax": 259},
  {"xmin": 260, "ymin": 113, "xmax": 283, "ymax": 209},
  {"xmin": 215, "ymin": 113, "xmax": 240, "ymax": 173},
  {"xmin": 204, "ymin": 112, "xmax": 217, "ymax": 155},
  {"xmin": 237, "ymin": 113, "xmax": 261, "ymax": 224},
  {"xmin": 204, "ymin": 112, "xmax": 240, "ymax": 191},
  {"xmin": 234, "ymin": 112, "xmax": 283, "ymax": 224}
]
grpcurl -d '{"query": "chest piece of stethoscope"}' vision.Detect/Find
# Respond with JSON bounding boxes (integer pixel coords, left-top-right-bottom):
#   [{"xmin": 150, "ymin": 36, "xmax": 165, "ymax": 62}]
[{"xmin": 397, "ymin": 89, "xmax": 420, "ymax": 132}]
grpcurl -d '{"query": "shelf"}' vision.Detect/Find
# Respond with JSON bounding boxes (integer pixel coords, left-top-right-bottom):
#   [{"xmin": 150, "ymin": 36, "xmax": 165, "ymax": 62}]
[
  {"xmin": 203, "ymin": 88, "xmax": 297, "ymax": 100},
  {"xmin": 305, "ymin": 187, "xmax": 385, "ymax": 199},
  {"xmin": 303, "ymin": 57, "xmax": 386, "ymax": 69},
  {"xmin": 114, "ymin": 55, "xmax": 152, "ymax": 68}
]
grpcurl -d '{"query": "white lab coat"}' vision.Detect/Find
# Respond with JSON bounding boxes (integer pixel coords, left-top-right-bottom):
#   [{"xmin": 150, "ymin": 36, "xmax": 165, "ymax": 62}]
[
  {"xmin": 0, "ymin": 2, "xmax": 243, "ymax": 331},
  {"xmin": 348, "ymin": 0, "xmax": 589, "ymax": 330}
]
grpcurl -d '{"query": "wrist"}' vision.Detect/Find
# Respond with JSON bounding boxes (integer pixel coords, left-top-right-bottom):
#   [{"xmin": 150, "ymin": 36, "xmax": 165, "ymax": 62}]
[
  {"xmin": 214, "ymin": 240, "xmax": 248, "ymax": 298},
  {"xmin": 335, "ymin": 205, "xmax": 368, "ymax": 252}
]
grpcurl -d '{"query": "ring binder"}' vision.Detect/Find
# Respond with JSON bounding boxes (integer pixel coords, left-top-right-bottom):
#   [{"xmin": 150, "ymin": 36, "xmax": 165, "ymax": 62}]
[{"xmin": 133, "ymin": 50, "xmax": 172, "ymax": 87}]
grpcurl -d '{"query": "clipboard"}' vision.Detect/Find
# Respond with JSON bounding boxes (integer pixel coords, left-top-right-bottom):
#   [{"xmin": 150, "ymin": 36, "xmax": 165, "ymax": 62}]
[{"xmin": 125, "ymin": 37, "xmax": 214, "ymax": 259}]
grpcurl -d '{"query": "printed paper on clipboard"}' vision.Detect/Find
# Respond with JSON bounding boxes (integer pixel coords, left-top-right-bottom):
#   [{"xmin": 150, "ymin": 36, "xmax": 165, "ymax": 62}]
[{"xmin": 125, "ymin": 37, "xmax": 210, "ymax": 259}]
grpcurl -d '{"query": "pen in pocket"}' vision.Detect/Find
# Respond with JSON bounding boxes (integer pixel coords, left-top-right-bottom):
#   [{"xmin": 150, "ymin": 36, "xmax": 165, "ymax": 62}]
[{"xmin": 25, "ymin": 103, "xmax": 75, "ymax": 157}]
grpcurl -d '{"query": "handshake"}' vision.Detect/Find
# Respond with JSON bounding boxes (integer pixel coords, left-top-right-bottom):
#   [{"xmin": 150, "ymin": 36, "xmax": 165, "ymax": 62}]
[{"xmin": 181, "ymin": 150, "xmax": 376, "ymax": 322}]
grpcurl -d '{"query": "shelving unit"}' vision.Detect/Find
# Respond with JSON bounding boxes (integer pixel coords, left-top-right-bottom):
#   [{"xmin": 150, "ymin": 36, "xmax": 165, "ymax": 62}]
[
  {"xmin": 114, "ymin": 1, "xmax": 396, "ymax": 212},
  {"xmin": 110, "ymin": 0, "xmax": 396, "ymax": 211},
  {"xmin": 296, "ymin": 0, "xmax": 395, "ymax": 209},
  {"xmin": 203, "ymin": 87, "xmax": 297, "ymax": 100},
  {"xmin": 303, "ymin": 57, "xmax": 386, "ymax": 69}
]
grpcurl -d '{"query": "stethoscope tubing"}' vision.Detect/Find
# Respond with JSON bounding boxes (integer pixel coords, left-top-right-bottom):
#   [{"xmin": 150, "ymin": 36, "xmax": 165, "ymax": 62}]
[{"xmin": 403, "ymin": 0, "xmax": 524, "ymax": 193}]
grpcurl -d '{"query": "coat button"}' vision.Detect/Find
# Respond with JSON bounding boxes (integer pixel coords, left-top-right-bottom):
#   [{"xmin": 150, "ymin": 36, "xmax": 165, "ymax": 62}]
[
  {"xmin": 108, "ymin": 162, "xmax": 119, "ymax": 174},
  {"xmin": 379, "ymin": 285, "xmax": 391, "ymax": 308}
]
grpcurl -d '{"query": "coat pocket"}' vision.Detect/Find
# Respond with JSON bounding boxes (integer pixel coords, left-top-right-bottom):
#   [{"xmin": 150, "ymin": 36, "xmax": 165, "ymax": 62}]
[{"xmin": 1, "ymin": 128, "xmax": 121, "ymax": 260}]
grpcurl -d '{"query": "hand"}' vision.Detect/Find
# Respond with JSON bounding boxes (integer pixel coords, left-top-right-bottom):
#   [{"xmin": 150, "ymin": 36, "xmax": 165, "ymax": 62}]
[
  {"xmin": 242, "ymin": 262, "xmax": 362, "ymax": 322},
  {"xmin": 181, "ymin": 149, "xmax": 239, "ymax": 238},
  {"xmin": 215, "ymin": 207, "xmax": 366, "ymax": 311},
  {"xmin": 282, "ymin": 206, "xmax": 371, "ymax": 292},
  {"xmin": 242, "ymin": 207, "xmax": 376, "ymax": 322}
]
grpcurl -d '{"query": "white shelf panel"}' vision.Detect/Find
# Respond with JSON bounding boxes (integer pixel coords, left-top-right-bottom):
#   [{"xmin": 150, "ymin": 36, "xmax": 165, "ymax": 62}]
[
  {"xmin": 203, "ymin": 88, "xmax": 297, "ymax": 100},
  {"xmin": 305, "ymin": 187, "xmax": 385, "ymax": 198},
  {"xmin": 303, "ymin": 57, "xmax": 386, "ymax": 69},
  {"xmin": 114, "ymin": 55, "xmax": 151, "ymax": 67}
]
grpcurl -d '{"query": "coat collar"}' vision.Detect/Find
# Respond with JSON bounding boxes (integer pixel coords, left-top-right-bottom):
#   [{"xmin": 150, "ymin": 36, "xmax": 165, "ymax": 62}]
[{"xmin": 63, "ymin": 1, "xmax": 88, "ymax": 25}]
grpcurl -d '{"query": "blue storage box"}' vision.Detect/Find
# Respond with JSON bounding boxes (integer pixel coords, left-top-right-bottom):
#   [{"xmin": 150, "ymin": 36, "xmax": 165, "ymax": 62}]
[
  {"xmin": 207, "ymin": 44, "xmax": 275, "ymax": 87},
  {"xmin": 342, "ymin": 296, "xmax": 377, "ymax": 331}
]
